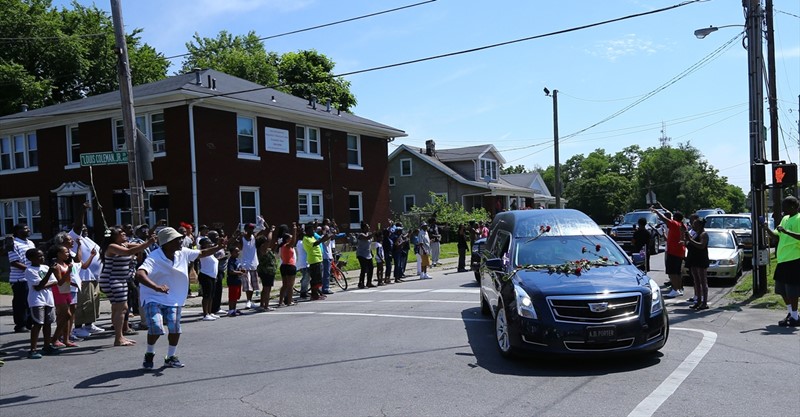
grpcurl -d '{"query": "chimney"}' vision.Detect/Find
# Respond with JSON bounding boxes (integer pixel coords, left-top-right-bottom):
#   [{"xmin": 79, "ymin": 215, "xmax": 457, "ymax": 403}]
[
  {"xmin": 212, "ymin": 78, "xmax": 217, "ymax": 90},
  {"xmin": 193, "ymin": 68, "xmax": 202, "ymax": 85},
  {"xmin": 20, "ymin": 104, "xmax": 28, "ymax": 112},
  {"xmin": 271, "ymin": 95, "xmax": 276, "ymax": 103},
  {"xmin": 326, "ymin": 99, "xmax": 331, "ymax": 113},
  {"xmin": 425, "ymin": 139, "xmax": 436, "ymax": 157}
]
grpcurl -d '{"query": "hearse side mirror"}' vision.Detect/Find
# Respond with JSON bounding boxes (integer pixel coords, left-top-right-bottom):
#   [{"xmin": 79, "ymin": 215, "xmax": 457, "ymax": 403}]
[{"xmin": 485, "ymin": 258, "xmax": 504, "ymax": 272}]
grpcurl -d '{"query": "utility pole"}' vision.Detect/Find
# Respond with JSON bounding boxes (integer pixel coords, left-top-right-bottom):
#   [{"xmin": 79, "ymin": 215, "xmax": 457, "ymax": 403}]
[
  {"xmin": 766, "ymin": 0, "xmax": 782, "ymax": 225},
  {"xmin": 745, "ymin": 0, "xmax": 767, "ymax": 296},
  {"xmin": 551, "ymin": 89, "xmax": 561, "ymax": 208},
  {"xmin": 110, "ymin": 0, "xmax": 144, "ymax": 226}
]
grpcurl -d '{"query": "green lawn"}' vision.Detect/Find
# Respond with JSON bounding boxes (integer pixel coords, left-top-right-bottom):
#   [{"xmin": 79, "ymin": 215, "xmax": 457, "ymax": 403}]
[{"xmin": 724, "ymin": 253, "xmax": 786, "ymax": 310}]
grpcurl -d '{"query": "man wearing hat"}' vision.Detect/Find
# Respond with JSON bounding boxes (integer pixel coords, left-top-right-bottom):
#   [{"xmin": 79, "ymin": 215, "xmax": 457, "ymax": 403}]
[{"xmin": 135, "ymin": 227, "xmax": 226, "ymax": 369}]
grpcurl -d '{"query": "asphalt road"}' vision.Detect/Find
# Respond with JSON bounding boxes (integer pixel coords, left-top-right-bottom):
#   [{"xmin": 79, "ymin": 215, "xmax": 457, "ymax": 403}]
[{"xmin": 1, "ymin": 257, "xmax": 798, "ymax": 417}]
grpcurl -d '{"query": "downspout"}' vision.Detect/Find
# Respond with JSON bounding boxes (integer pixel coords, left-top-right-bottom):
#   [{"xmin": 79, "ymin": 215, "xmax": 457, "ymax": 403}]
[
  {"xmin": 328, "ymin": 133, "xmax": 335, "ymax": 221},
  {"xmin": 188, "ymin": 100, "xmax": 203, "ymax": 234}
]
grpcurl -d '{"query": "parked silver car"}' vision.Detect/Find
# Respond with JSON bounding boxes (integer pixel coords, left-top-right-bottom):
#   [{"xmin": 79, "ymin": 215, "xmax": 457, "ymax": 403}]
[{"xmin": 682, "ymin": 229, "xmax": 744, "ymax": 281}]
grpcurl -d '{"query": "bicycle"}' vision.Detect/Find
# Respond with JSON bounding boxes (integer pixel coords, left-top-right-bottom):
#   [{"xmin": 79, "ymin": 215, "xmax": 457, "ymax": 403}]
[{"xmin": 330, "ymin": 252, "xmax": 348, "ymax": 290}]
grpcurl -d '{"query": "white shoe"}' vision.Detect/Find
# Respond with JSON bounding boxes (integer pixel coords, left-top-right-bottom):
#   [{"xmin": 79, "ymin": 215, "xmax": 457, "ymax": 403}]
[
  {"xmin": 86, "ymin": 324, "xmax": 105, "ymax": 334},
  {"xmin": 73, "ymin": 327, "xmax": 91, "ymax": 338},
  {"xmin": 664, "ymin": 289, "xmax": 682, "ymax": 298},
  {"xmin": 245, "ymin": 301, "xmax": 253, "ymax": 309},
  {"xmin": 216, "ymin": 309, "xmax": 227, "ymax": 315},
  {"xmin": 202, "ymin": 315, "xmax": 217, "ymax": 321},
  {"xmin": 209, "ymin": 314, "xmax": 221, "ymax": 319}
]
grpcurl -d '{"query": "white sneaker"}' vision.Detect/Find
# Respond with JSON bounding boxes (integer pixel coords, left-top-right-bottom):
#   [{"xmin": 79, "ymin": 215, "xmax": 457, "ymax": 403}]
[
  {"xmin": 202, "ymin": 315, "xmax": 217, "ymax": 321},
  {"xmin": 245, "ymin": 301, "xmax": 253, "ymax": 309},
  {"xmin": 209, "ymin": 314, "xmax": 221, "ymax": 319},
  {"xmin": 216, "ymin": 309, "xmax": 227, "ymax": 315},
  {"xmin": 664, "ymin": 289, "xmax": 682, "ymax": 298},
  {"xmin": 86, "ymin": 324, "xmax": 105, "ymax": 334}
]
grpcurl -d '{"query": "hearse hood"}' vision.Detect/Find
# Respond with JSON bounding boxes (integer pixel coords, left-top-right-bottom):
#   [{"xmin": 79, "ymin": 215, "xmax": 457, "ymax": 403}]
[{"xmin": 514, "ymin": 264, "xmax": 650, "ymax": 296}]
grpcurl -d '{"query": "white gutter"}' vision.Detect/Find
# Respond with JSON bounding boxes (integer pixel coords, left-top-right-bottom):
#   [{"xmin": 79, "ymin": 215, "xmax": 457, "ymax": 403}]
[{"xmin": 188, "ymin": 100, "xmax": 203, "ymax": 234}]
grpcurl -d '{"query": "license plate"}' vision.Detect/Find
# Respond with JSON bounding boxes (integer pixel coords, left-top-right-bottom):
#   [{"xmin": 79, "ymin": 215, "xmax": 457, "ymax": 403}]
[{"xmin": 586, "ymin": 325, "xmax": 616, "ymax": 341}]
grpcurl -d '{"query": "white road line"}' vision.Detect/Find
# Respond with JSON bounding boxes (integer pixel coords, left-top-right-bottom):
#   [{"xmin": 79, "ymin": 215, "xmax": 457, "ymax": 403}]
[
  {"xmin": 431, "ymin": 289, "xmax": 480, "ymax": 294},
  {"xmin": 318, "ymin": 311, "xmax": 490, "ymax": 322},
  {"xmin": 378, "ymin": 289, "xmax": 430, "ymax": 293},
  {"xmin": 315, "ymin": 300, "xmax": 374, "ymax": 304},
  {"xmin": 627, "ymin": 327, "xmax": 718, "ymax": 417},
  {"xmin": 380, "ymin": 299, "xmax": 476, "ymax": 304},
  {"xmin": 348, "ymin": 289, "xmax": 379, "ymax": 293}
]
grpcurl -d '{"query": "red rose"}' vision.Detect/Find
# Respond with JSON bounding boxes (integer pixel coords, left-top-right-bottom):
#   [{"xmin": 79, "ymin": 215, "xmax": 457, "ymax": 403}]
[
  {"xmin": 595, "ymin": 244, "xmax": 601, "ymax": 252},
  {"xmin": 575, "ymin": 267, "xmax": 582, "ymax": 274},
  {"xmin": 545, "ymin": 225, "xmax": 551, "ymax": 232}
]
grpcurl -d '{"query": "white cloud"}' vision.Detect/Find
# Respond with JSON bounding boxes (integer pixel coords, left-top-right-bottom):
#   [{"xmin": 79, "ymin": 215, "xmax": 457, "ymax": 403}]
[{"xmin": 587, "ymin": 34, "xmax": 662, "ymax": 62}]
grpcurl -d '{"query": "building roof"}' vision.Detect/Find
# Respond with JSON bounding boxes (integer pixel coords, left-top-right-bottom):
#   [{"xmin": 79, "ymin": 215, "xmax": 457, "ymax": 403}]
[
  {"xmin": 503, "ymin": 172, "xmax": 552, "ymax": 196},
  {"xmin": 435, "ymin": 144, "xmax": 506, "ymax": 164},
  {"xmin": 0, "ymin": 69, "xmax": 406, "ymax": 138}
]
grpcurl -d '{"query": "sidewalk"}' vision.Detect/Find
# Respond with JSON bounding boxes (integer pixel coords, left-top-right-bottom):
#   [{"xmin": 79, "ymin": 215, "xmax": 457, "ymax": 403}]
[{"xmin": 0, "ymin": 255, "xmax": 464, "ymax": 317}]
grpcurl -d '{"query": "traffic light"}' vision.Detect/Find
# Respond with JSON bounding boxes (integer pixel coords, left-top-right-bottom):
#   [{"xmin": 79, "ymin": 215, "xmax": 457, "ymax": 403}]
[{"xmin": 772, "ymin": 163, "xmax": 797, "ymax": 188}]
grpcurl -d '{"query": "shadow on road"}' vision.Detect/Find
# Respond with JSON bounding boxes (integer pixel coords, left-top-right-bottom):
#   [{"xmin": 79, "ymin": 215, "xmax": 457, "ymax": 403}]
[
  {"xmin": 75, "ymin": 369, "xmax": 159, "ymax": 389},
  {"xmin": 459, "ymin": 307, "xmax": 662, "ymax": 377}
]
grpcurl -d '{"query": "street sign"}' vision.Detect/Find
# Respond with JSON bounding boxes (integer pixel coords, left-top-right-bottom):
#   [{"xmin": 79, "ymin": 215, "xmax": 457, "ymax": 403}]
[
  {"xmin": 79, "ymin": 151, "xmax": 128, "ymax": 167},
  {"xmin": 645, "ymin": 191, "xmax": 657, "ymax": 205}
]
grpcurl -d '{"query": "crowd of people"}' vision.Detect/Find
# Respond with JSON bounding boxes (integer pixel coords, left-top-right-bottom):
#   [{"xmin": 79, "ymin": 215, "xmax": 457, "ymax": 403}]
[{"xmin": 6, "ymin": 204, "xmax": 485, "ymax": 367}]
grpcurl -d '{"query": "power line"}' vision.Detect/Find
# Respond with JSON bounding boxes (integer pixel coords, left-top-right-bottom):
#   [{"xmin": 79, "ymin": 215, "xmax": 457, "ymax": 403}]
[
  {"xmin": 0, "ymin": 33, "xmax": 106, "ymax": 41},
  {"xmin": 164, "ymin": 0, "xmax": 438, "ymax": 60}
]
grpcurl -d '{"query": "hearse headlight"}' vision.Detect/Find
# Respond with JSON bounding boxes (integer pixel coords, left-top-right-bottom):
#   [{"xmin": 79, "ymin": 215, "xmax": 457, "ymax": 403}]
[
  {"xmin": 648, "ymin": 279, "xmax": 663, "ymax": 316},
  {"xmin": 513, "ymin": 284, "xmax": 538, "ymax": 319},
  {"xmin": 610, "ymin": 230, "xmax": 617, "ymax": 237}
]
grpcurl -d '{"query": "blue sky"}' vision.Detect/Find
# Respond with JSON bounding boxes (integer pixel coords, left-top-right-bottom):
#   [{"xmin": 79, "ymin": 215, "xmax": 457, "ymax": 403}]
[{"xmin": 56, "ymin": 0, "xmax": 799, "ymax": 195}]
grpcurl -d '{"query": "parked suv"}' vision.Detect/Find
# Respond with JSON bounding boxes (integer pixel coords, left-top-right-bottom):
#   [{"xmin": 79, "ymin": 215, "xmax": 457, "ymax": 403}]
[
  {"xmin": 704, "ymin": 214, "xmax": 753, "ymax": 266},
  {"xmin": 695, "ymin": 208, "xmax": 725, "ymax": 219},
  {"xmin": 608, "ymin": 210, "xmax": 666, "ymax": 254}
]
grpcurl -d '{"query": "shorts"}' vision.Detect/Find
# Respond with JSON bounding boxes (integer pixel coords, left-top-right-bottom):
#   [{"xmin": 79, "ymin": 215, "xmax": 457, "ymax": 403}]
[
  {"xmin": 143, "ymin": 302, "xmax": 182, "ymax": 336},
  {"xmin": 198, "ymin": 273, "xmax": 215, "ymax": 300},
  {"xmin": 258, "ymin": 271, "xmax": 275, "ymax": 287},
  {"xmin": 279, "ymin": 264, "xmax": 297, "ymax": 277},
  {"xmin": 421, "ymin": 254, "xmax": 430, "ymax": 268},
  {"xmin": 99, "ymin": 277, "xmax": 129, "ymax": 304},
  {"xmin": 241, "ymin": 270, "xmax": 259, "ymax": 292},
  {"xmin": 228, "ymin": 284, "xmax": 242, "ymax": 303},
  {"xmin": 70, "ymin": 290, "xmax": 79, "ymax": 305},
  {"xmin": 774, "ymin": 280, "xmax": 800, "ymax": 298},
  {"xmin": 308, "ymin": 262, "xmax": 323, "ymax": 286},
  {"xmin": 665, "ymin": 254, "xmax": 684, "ymax": 275},
  {"xmin": 774, "ymin": 258, "xmax": 800, "ymax": 285},
  {"xmin": 30, "ymin": 306, "xmax": 55, "ymax": 325},
  {"xmin": 53, "ymin": 286, "xmax": 71, "ymax": 306}
]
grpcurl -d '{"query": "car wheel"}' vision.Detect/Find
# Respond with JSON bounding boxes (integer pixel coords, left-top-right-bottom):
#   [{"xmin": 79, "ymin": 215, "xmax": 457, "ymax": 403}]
[
  {"xmin": 480, "ymin": 290, "xmax": 491, "ymax": 316},
  {"xmin": 495, "ymin": 300, "xmax": 515, "ymax": 358}
]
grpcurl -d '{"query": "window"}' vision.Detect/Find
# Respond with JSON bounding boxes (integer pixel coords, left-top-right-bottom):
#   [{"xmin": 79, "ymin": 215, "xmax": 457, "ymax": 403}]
[
  {"xmin": 66, "ymin": 126, "xmax": 80, "ymax": 166},
  {"xmin": 0, "ymin": 197, "xmax": 41, "ymax": 238},
  {"xmin": 389, "ymin": 176, "xmax": 396, "ymax": 186},
  {"xmin": 298, "ymin": 189, "xmax": 324, "ymax": 223},
  {"xmin": 114, "ymin": 187, "xmax": 169, "ymax": 227},
  {"xmin": 347, "ymin": 134, "xmax": 361, "ymax": 168},
  {"xmin": 349, "ymin": 192, "xmax": 363, "ymax": 229},
  {"xmin": 239, "ymin": 187, "xmax": 260, "ymax": 226},
  {"xmin": 296, "ymin": 125, "xmax": 320, "ymax": 157},
  {"xmin": 0, "ymin": 132, "xmax": 38, "ymax": 173},
  {"xmin": 403, "ymin": 195, "xmax": 416, "ymax": 212},
  {"xmin": 113, "ymin": 113, "xmax": 165, "ymax": 156},
  {"xmin": 480, "ymin": 159, "xmax": 498, "ymax": 181},
  {"xmin": 237, "ymin": 116, "xmax": 257, "ymax": 157},
  {"xmin": 400, "ymin": 158, "xmax": 412, "ymax": 176}
]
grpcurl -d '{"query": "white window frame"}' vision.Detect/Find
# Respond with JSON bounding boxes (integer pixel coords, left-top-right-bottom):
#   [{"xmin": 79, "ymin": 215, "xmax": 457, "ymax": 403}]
[
  {"xmin": 403, "ymin": 195, "xmax": 416, "ymax": 213},
  {"xmin": 432, "ymin": 193, "xmax": 448, "ymax": 203},
  {"xmin": 400, "ymin": 158, "xmax": 412, "ymax": 176},
  {"xmin": 0, "ymin": 132, "xmax": 38, "ymax": 174},
  {"xmin": 236, "ymin": 115, "xmax": 259, "ymax": 160},
  {"xmin": 0, "ymin": 197, "xmax": 42, "ymax": 239},
  {"xmin": 296, "ymin": 125, "xmax": 322, "ymax": 159},
  {"xmin": 114, "ymin": 187, "xmax": 169, "ymax": 227},
  {"xmin": 348, "ymin": 191, "xmax": 363, "ymax": 230},
  {"xmin": 239, "ymin": 187, "xmax": 261, "ymax": 226},
  {"xmin": 66, "ymin": 125, "xmax": 81, "ymax": 169},
  {"xmin": 113, "ymin": 113, "xmax": 166, "ymax": 158},
  {"xmin": 298, "ymin": 189, "xmax": 324, "ymax": 224},
  {"xmin": 389, "ymin": 176, "xmax": 396, "ymax": 186},
  {"xmin": 346, "ymin": 133, "xmax": 362, "ymax": 169},
  {"xmin": 480, "ymin": 158, "xmax": 498, "ymax": 181}
]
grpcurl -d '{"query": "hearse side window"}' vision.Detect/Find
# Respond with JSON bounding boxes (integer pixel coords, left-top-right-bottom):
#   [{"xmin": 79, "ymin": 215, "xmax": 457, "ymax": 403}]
[{"xmin": 492, "ymin": 232, "xmax": 511, "ymax": 258}]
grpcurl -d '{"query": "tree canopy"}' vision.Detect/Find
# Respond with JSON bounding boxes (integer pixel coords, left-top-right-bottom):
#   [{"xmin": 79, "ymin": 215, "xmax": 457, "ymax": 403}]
[
  {"xmin": 0, "ymin": 0, "xmax": 169, "ymax": 116},
  {"xmin": 181, "ymin": 32, "xmax": 356, "ymax": 111}
]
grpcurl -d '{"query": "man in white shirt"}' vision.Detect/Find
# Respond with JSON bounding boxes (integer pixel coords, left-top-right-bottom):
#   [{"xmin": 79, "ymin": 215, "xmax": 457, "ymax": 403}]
[
  {"xmin": 136, "ymin": 227, "xmax": 226, "ymax": 369},
  {"xmin": 237, "ymin": 223, "xmax": 260, "ymax": 309},
  {"xmin": 68, "ymin": 202, "xmax": 104, "ymax": 337},
  {"xmin": 8, "ymin": 224, "xmax": 36, "ymax": 332}
]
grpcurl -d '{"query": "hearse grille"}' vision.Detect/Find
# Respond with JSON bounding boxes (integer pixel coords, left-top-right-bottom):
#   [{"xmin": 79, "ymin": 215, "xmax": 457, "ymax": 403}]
[{"xmin": 547, "ymin": 292, "xmax": 641, "ymax": 324}]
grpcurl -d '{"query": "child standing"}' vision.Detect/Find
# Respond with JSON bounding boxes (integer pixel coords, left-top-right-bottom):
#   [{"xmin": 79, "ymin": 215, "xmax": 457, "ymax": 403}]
[
  {"xmin": 198, "ymin": 238, "xmax": 219, "ymax": 321},
  {"xmin": 226, "ymin": 246, "xmax": 245, "ymax": 316},
  {"xmin": 372, "ymin": 232, "xmax": 385, "ymax": 286},
  {"xmin": 25, "ymin": 248, "xmax": 58, "ymax": 358},
  {"xmin": 50, "ymin": 245, "xmax": 74, "ymax": 348}
]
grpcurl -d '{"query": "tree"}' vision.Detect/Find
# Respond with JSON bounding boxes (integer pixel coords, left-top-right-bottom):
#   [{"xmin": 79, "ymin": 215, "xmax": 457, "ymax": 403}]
[
  {"xmin": 181, "ymin": 32, "xmax": 357, "ymax": 111},
  {"xmin": 0, "ymin": 0, "xmax": 169, "ymax": 116},
  {"xmin": 500, "ymin": 164, "xmax": 530, "ymax": 175}
]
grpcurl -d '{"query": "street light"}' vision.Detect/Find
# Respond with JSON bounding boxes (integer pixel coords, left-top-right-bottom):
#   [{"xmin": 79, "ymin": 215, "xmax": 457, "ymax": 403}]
[
  {"xmin": 694, "ymin": 0, "xmax": 768, "ymax": 295},
  {"xmin": 544, "ymin": 87, "xmax": 560, "ymax": 208}
]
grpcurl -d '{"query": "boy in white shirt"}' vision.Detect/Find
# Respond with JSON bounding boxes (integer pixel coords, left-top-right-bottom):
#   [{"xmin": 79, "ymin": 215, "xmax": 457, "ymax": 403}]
[{"xmin": 25, "ymin": 248, "xmax": 59, "ymax": 358}]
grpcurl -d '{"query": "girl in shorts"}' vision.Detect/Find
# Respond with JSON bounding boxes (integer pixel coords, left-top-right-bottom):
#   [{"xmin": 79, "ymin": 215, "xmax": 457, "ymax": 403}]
[
  {"xmin": 50, "ymin": 245, "xmax": 75, "ymax": 348},
  {"xmin": 277, "ymin": 224, "xmax": 298, "ymax": 307}
]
